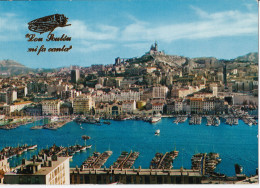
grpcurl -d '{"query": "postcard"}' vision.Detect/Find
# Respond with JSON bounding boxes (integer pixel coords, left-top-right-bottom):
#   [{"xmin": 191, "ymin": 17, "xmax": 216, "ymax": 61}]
[{"xmin": 0, "ymin": 0, "xmax": 258, "ymax": 185}]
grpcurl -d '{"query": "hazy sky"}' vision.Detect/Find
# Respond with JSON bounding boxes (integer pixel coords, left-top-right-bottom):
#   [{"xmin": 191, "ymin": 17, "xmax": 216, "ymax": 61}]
[{"xmin": 0, "ymin": 0, "xmax": 258, "ymax": 68}]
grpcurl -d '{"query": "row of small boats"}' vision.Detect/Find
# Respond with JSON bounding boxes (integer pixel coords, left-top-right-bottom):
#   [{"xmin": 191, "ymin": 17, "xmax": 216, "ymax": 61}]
[
  {"xmin": 1, "ymin": 144, "xmax": 37, "ymax": 159},
  {"xmin": 207, "ymin": 117, "xmax": 220, "ymax": 126}
]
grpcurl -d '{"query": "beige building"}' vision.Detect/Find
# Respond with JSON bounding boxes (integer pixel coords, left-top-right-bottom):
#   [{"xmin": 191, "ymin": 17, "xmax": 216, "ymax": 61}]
[
  {"xmin": 4, "ymin": 156, "xmax": 70, "ymax": 185},
  {"xmin": 203, "ymin": 99, "xmax": 215, "ymax": 113},
  {"xmin": 122, "ymin": 101, "xmax": 136, "ymax": 114},
  {"xmin": 73, "ymin": 95, "xmax": 95, "ymax": 114},
  {"xmin": 41, "ymin": 100, "xmax": 61, "ymax": 115},
  {"xmin": 95, "ymin": 103, "xmax": 122, "ymax": 116},
  {"xmin": 190, "ymin": 98, "xmax": 204, "ymax": 114},
  {"xmin": 174, "ymin": 100, "xmax": 183, "ymax": 113},
  {"xmin": 9, "ymin": 101, "xmax": 32, "ymax": 113},
  {"xmin": 152, "ymin": 86, "xmax": 168, "ymax": 99},
  {"xmin": 171, "ymin": 85, "xmax": 205, "ymax": 99},
  {"xmin": 152, "ymin": 103, "xmax": 164, "ymax": 114}
]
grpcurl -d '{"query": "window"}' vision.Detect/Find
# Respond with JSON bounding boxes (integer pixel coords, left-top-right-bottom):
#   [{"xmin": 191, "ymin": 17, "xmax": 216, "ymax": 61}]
[
  {"xmin": 19, "ymin": 177, "xmax": 23, "ymax": 184},
  {"xmin": 164, "ymin": 177, "xmax": 168, "ymax": 184},
  {"xmin": 157, "ymin": 176, "xmax": 162, "ymax": 184},
  {"xmin": 171, "ymin": 176, "xmax": 174, "ymax": 184},
  {"xmin": 35, "ymin": 177, "xmax": 39, "ymax": 184},
  {"xmin": 176, "ymin": 177, "xmax": 181, "ymax": 184},
  {"xmin": 145, "ymin": 176, "xmax": 150, "ymax": 184},
  {"xmin": 96, "ymin": 175, "xmax": 102, "ymax": 184},
  {"xmin": 70, "ymin": 175, "xmax": 72, "ymax": 184},
  {"xmin": 27, "ymin": 177, "xmax": 31, "ymax": 184},
  {"xmin": 84, "ymin": 175, "xmax": 90, "ymax": 184},
  {"xmin": 188, "ymin": 177, "xmax": 193, "ymax": 184},
  {"xmin": 115, "ymin": 175, "xmax": 119, "ymax": 182},
  {"xmin": 80, "ymin": 175, "xmax": 83, "ymax": 184},
  {"xmin": 126, "ymin": 176, "xmax": 131, "ymax": 184}
]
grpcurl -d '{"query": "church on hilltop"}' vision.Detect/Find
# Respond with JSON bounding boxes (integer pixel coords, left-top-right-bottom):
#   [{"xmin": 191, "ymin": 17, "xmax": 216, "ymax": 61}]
[{"xmin": 146, "ymin": 41, "xmax": 165, "ymax": 56}]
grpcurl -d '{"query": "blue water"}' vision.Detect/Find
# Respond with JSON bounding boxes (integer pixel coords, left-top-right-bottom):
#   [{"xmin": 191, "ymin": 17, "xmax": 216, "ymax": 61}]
[{"xmin": 0, "ymin": 118, "xmax": 258, "ymax": 177}]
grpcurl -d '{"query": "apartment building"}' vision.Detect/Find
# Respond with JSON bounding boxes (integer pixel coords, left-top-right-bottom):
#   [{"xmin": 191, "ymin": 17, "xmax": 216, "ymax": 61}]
[
  {"xmin": 41, "ymin": 100, "xmax": 61, "ymax": 116},
  {"xmin": 4, "ymin": 156, "xmax": 70, "ymax": 185},
  {"xmin": 73, "ymin": 95, "xmax": 95, "ymax": 114}
]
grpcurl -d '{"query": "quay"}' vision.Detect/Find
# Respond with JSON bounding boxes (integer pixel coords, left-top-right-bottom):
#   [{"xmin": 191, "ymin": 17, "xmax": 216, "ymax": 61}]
[
  {"xmin": 112, "ymin": 151, "xmax": 139, "ymax": 169},
  {"xmin": 189, "ymin": 116, "xmax": 202, "ymax": 125},
  {"xmin": 173, "ymin": 116, "xmax": 187, "ymax": 124},
  {"xmin": 206, "ymin": 116, "xmax": 220, "ymax": 126},
  {"xmin": 191, "ymin": 153, "xmax": 221, "ymax": 176},
  {"xmin": 81, "ymin": 151, "xmax": 113, "ymax": 169},
  {"xmin": 150, "ymin": 151, "xmax": 179, "ymax": 169},
  {"xmin": 0, "ymin": 116, "xmax": 35, "ymax": 130},
  {"xmin": 43, "ymin": 117, "xmax": 72, "ymax": 130},
  {"xmin": 70, "ymin": 167, "xmax": 202, "ymax": 184}
]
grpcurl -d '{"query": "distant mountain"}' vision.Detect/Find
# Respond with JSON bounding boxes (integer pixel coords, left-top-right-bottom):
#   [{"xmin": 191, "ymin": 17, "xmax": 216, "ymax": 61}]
[
  {"xmin": 0, "ymin": 60, "xmax": 54, "ymax": 76},
  {"xmin": 0, "ymin": 60, "xmax": 34, "ymax": 75},
  {"xmin": 234, "ymin": 52, "xmax": 258, "ymax": 63}
]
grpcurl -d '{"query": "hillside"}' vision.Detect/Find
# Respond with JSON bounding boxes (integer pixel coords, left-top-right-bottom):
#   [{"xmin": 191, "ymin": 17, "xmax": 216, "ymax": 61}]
[
  {"xmin": 0, "ymin": 60, "xmax": 54, "ymax": 76},
  {"xmin": 235, "ymin": 52, "xmax": 258, "ymax": 63}
]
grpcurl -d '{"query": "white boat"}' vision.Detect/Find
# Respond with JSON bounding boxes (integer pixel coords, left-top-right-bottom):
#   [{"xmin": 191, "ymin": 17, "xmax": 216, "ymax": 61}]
[
  {"xmin": 249, "ymin": 122, "xmax": 252, "ymax": 126},
  {"xmin": 51, "ymin": 116, "xmax": 59, "ymax": 122},
  {"xmin": 80, "ymin": 146, "xmax": 87, "ymax": 151},
  {"xmin": 155, "ymin": 129, "xmax": 160, "ymax": 135},
  {"xmin": 149, "ymin": 114, "xmax": 161, "ymax": 123},
  {"xmin": 28, "ymin": 144, "xmax": 37, "ymax": 150},
  {"xmin": 80, "ymin": 126, "xmax": 84, "ymax": 130},
  {"xmin": 86, "ymin": 145, "xmax": 92, "ymax": 149}
]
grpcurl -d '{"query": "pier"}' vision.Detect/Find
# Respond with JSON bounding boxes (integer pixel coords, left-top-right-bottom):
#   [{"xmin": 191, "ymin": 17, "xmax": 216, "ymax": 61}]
[
  {"xmin": 81, "ymin": 151, "xmax": 113, "ymax": 169},
  {"xmin": 206, "ymin": 116, "xmax": 220, "ymax": 126},
  {"xmin": 173, "ymin": 116, "xmax": 187, "ymax": 124},
  {"xmin": 150, "ymin": 151, "xmax": 179, "ymax": 169},
  {"xmin": 0, "ymin": 116, "xmax": 36, "ymax": 130},
  {"xmin": 189, "ymin": 116, "xmax": 202, "ymax": 125},
  {"xmin": 112, "ymin": 151, "xmax": 139, "ymax": 169},
  {"xmin": 191, "ymin": 153, "xmax": 221, "ymax": 176}
]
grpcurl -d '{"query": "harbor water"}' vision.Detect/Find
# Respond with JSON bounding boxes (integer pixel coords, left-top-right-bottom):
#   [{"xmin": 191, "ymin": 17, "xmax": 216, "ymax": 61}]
[{"xmin": 0, "ymin": 117, "xmax": 258, "ymax": 177}]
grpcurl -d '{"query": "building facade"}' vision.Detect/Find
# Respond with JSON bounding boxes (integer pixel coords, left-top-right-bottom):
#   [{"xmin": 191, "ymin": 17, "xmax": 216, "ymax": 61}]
[
  {"xmin": 70, "ymin": 168, "xmax": 202, "ymax": 184},
  {"xmin": 41, "ymin": 100, "xmax": 61, "ymax": 116},
  {"xmin": 73, "ymin": 95, "xmax": 95, "ymax": 114},
  {"xmin": 4, "ymin": 156, "xmax": 70, "ymax": 185},
  {"xmin": 71, "ymin": 69, "xmax": 80, "ymax": 83},
  {"xmin": 152, "ymin": 86, "xmax": 168, "ymax": 99}
]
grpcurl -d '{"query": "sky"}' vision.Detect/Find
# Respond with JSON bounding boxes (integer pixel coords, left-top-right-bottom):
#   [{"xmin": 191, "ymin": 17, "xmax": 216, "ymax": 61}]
[{"xmin": 0, "ymin": 0, "xmax": 258, "ymax": 68}]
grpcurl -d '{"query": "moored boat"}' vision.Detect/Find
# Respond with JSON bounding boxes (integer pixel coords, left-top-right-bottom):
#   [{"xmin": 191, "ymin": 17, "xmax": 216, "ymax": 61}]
[
  {"xmin": 149, "ymin": 114, "xmax": 161, "ymax": 123},
  {"xmin": 155, "ymin": 129, "xmax": 160, "ymax": 135},
  {"xmin": 28, "ymin": 144, "xmax": 37, "ymax": 150}
]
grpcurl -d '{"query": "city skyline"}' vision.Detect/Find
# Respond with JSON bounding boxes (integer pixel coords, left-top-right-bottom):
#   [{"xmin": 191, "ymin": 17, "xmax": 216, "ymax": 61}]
[{"xmin": 0, "ymin": 0, "xmax": 258, "ymax": 68}]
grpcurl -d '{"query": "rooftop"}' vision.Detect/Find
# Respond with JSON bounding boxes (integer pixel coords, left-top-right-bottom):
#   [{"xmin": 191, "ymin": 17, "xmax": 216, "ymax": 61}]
[{"xmin": 5, "ymin": 156, "xmax": 69, "ymax": 176}]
